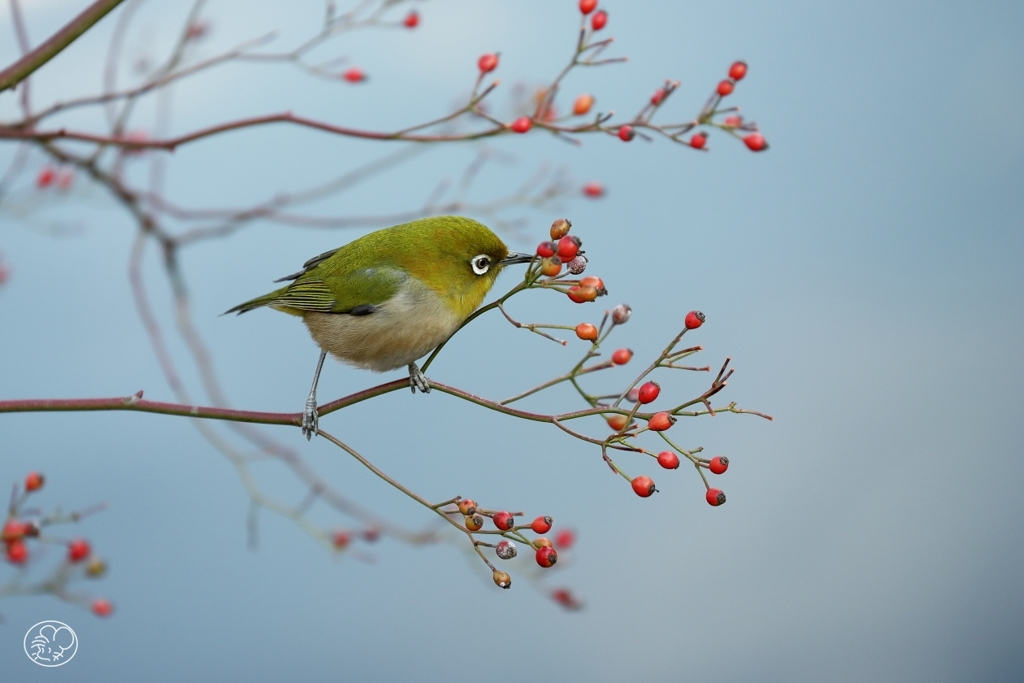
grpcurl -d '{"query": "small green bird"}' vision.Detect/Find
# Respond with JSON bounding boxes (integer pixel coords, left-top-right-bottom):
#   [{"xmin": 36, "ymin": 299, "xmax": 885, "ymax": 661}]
[{"xmin": 227, "ymin": 215, "xmax": 532, "ymax": 438}]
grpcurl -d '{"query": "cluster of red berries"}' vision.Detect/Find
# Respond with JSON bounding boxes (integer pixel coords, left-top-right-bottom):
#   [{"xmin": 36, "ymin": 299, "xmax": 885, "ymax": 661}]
[
  {"xmin": 36, "ymin": 166, "xmax": 74, "ymax": 190},
  {"xmin": 579, "ymin": 0, "xmax": 608, "ymax": 31},
  {"xmin": 535, "ymin": 219, "xmax": 609, "ymax": 304},
  {"xmin": 3, "ymin": 472, "xmax": 112, "ymax": 614}
]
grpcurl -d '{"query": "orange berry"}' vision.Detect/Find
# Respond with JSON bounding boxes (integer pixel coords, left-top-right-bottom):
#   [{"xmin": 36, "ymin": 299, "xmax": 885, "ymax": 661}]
[
  {"xmin": 464, "ymin": 514, "xmax": 484, "ymax": 531},
  {"xmin": 92, "ymin": 599, "xmax": 113, "ymax": 617},
  {"xmin": 579, "ymin": 276, "xmax": 605, "ymax": 293},
  {"xmin": 534, "ymin": 537, "xmax": 553, "ymax": 548},
  {"xmin": 575, "ymin": 323, "xmax": 598, "ymax": 341},
  {"xmin": 606, "ymin": 414, "xmax": 628, "ymax": 431},
  {"xmin": 24, "ymin": 471, "xmax": 44, "ymax": 492},
  {"xmin": 648, "ymin": 412, "xmax": 676, "ymax": 431},
  {"xmin": 492, "ymin": 570, "xmax": 512, "ymax": 589},
  {"xmin": 457, "ymin": 499, "xmax": 477, "ymax": 515},
  {"xmin": 531, "ymin": 516, "xmax": 553, "ymax": 534},
  {"xmin": 540, "ymin": 256, "xmax": 562, "ymax": 277},
  {"xmin": 549, "ymin": 218, "xmax": 572, "ymax": 240},
  {"xmin": 567, "ymin": 285, "xmax": 597, "ymax": 303},
  {"xmin": 573, "ymin": 93, "xmax": 594, "ymax": 115},
  {"xmin": 612, "ymin": 348, "xmax": 633, "ymax": 365}
]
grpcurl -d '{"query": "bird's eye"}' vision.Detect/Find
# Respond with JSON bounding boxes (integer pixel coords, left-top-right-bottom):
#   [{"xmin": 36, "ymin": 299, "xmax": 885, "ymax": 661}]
[{"xmin": 471, "ymin": 254, "xmax": 491, "ymax": 275}]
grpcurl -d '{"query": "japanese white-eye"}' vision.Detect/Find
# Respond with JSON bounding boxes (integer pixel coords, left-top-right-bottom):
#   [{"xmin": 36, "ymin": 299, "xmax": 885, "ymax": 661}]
[{"xmin": 227, "ymin": 215, "xmax": 532, "ymax": 438}]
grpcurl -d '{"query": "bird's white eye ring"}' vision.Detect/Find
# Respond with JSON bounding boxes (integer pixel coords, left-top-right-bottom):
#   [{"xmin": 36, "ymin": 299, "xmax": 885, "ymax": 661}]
[{"xmin": 471, "ymin": 254, "xmax": 491, "ymax": 275}]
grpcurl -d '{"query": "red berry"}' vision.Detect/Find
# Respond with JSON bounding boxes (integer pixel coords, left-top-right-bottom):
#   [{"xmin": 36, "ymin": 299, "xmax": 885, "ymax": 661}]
[
  {"xmin": 657, "ymin": 451, "xmax": 680, "ymax": 469},
  {"xmin": 606, "ymin": 414, "xmax": 629, "ymax": 431},
  {"xmin": 567, "ymin": 285, "xmax": 597, "ymax": 303},
  {"xmin": 575, "ymin": 323, "xmax": 598, "ymax": 341},
  {"xmin": 2, "ymin": 520, "xmax": 27, "ymax": 543},
  {"xmin": 717, "ymin": 80, "xmax": 734, "ymax": 97},
  {"xmin": 706, "ymin": 488, "xmax": 726, "ymax": 506},
  {"xmin": 457, "ymin": 498, "xmax": 477, "ymax": 515},
  {"xmin": 685, "ymin": 310, "xmax": 705, "ymax": 329},
  {"xmin": 579, "ymin": 276, "xmax": 605, "ymax": 293},
  {"xmin": 723, "ymin": 115, "xmax": 743, "ymax": 128},
  {"xmin": 582, "ymin": 181, "xmax": 604, "ymax": 198},
  {"xmin": 492, "ymin": 511, "xmax": 515, "ymax": 531},
  {"xmin": 579, "ymin": 0, "xmax": 597, "ymax": 14},
  {"xmin": 554, "ymin": 529, "xmax": 575, "ymax": 549},
  {"xmin": 574, "ymin": 93, "xmax": 594, "ymax": 115},
  {"xmin": 6, "ymin": 539, "xmax": 28, "ymax": 564},
  {"xmin": 557, "ymin": 235, "xmax": 581, "ymax": 261},
  {"xmin": 36, "ymin": 167, "xmax": 55, "ymax": 188},
  {"xmin": 342, "ymin": 67, "xmax": 366, "ymax": 83},
  {"xmin": 403, "ymin": 10, "xmax": 419, "ymax": 28},
  {"xmin": 591, "ymin": 9, "xmax": 608, "ymax": 30},
  {"xmin": 537, "ymin": 241, "xmax": 556, "ymax": 258},
  {"xmin": 743, "ymin": 133, "xmax": 768, "ymax": 152},
  {"xmin": 709, "ymin": 456, "xmax": 730, "ymax": 474},
  {"xmin": 478, "ymin": 53, "xmax": 499, "ymax": 73},
  {"xmin": 91, "ymin": 599, "xmax": 113, "ymax": 617},
  {"xmin": 648, "ymin": 412, "xmax": 675, "ymax": 431},
  {"xmin": 729, "ymin": 60, "xmax": 747, "ymax": 81},
  {"xmin": 612, "ymin": 348, "xmax": 633, "ymax": 365},
  {"xmin": 631, "ymin": 475, "xmax": 656, "ymax": 497},
  {"xmin": 638, "ymin": 381, "xmax": 661, "ymax": 404},
  {"xmin": 511, "ymin": 116, "xmax": 532, "ymax": 133},
  {"xmin": 68, "ymin": 538, "xmax": 91, "ymax": 563},
  {"xmin": 690, "ymin": 132, "xmax": 707, "ymax": 149},
  {"xmin": 651, "ymin": 88, "xmax": 666, "ymax": 106},
  {"xmin": 531, "ymin": 516, "xmax": 553, "ymax": 534},
  {"xmin": 332, "ymin": 531, "xmax": 351, "ymax": 548},
  {"xmin": 617, "ymin": 125, "xmax": 635, "ymax": 141},
  {"xmin": 24, "ymin": 471, "xmax": 44, "ymax": 492},
  {"xmin": 536, "ymin": 546, "xmax": 558, "ymax": 568}
]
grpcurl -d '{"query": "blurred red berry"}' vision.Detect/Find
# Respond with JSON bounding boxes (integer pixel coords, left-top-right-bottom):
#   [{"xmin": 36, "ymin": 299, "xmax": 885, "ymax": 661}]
[
  {"xmin": 557, "ymin": 235, "xmax": 581, "ymax": 261},
  {"xmin": 68, "ymin": 538, "xmax": 91, "ymax": 563},
  {"xmin": 492, "ymin": 511, "xmax": 515, "ymax": 531},
  {"xmin": 6, "ymin": 539, "xmax": 28, "ymax": 564},
  {"xmin": 554, "ymin": 529, "xmax": 575, "ymax": 549},
  {"xmin": 342, "ymin": 67, "xmax": 365, "ymax": 83},
  {"xmin": 531, "ymin": 516, "xmax": 553, "ymax": 534},
  {"xmin": 743, "ymin": 133, "xmax": 768, "ymax": 151},
  {"xmin": 478, "ymin": 53, "xmax": 499, "ymax": 73},
  {"xmin": 36, "ymin": 167, "xmax": 55, "ymax": 188},
  {"xmin": 591, "ymin": 9, "xmax": 608, "ymax": 30},
  {"xmin": 657, "ymin": 451, "xmax": 680, "ymax": 469},
  {"xmin": 332, "ymin": 531, "xmax": 351, "ymax": 549},
  {"xmin": 690, "ymin": 132, "xmax": 707, "ymax": 149},
  {"xmin": 579, "ymin": 0, "xmax": 597, "ymax": 14},
  {"xmin": 709, "ymin": 456, "xmax": 730, "ymax": 474},
  {"xmin": 534, "ymin": 537, "xmax": 553, "ymax": 548},
  {"xmin": 648, "ymin": 412, "xmax": 675, "ymax": 431},
  {"xmin": 575, "ymin": 323, "xmax": 598, "ymax": 341},
  {"xmin": 617, "ymin": 125, "xmax": 635, "ymax": 141},
  {"xmin": 606, "ymin": 414, "xmax": 629, "ymax": 431},
  {"xmin": 536, "ymin": 546, "xmax": 558, "ymax": 568},
  {"xmin": 403, "ymin": 10, "xmax": 419, "ymax": 28},
  {"xmin": 25, "ymin": 471, "xmax": 44, "ymax": 492},
  {"xmin": 685, "ymin": 310, "xmax": 705, "ymax": 329},
  {"xmin": 582, "ymin": 181, "xmax": 605, "ymax": 198},
  {"xmin": 729, "ymin": 60, "xmax": 748, "ymax": 81},
  {"xmin": 723, "ymin": 115, "xmax": 743, "ymax": 128},
  {"xmin": 2, "ymin": 520, "xmax": 27, "ymax": 543},
  {"xmin": 567, "ymin": 285, "xmax": 597, "ymax": 303},
  {"xmin": 91, "ymin": 599, "xmax": 113, "ymax": 617},
  {"xmin": 706, "ymin": 488, "xmax": 726, "ymax": 506},
  {"xmin": 551, "ymin": 588, "xmax": 581, "ymax": 610},
  {"xmin": 573, "ymin": 93, "xmax": 594, "ymax": 116},
  {"xmin": 511, "ymin": 116, "xmax": 532, "ymax": 133},
  {"xmin": 631, "ymin": 475, "xmax": 656, "ymax": 498},
  {"xmin": 638, "ymin": 381, "xmax": 661, "ymax": 404},
  {"xmin": 717, "ymin": 80, "xmax": 735, "ymax": 97},
  {"xmin": 651, "ymin": 88, "xmax": 666, "ymax": 106},
  {"xmin": 612, "ymin": 348, "xmax": 633, "ymax": 365}
]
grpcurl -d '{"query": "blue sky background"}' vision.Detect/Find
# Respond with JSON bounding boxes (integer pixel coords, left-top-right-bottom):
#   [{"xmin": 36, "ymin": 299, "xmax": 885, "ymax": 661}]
[{"xmin": 1, "ymin": 0, "xmax": 1023, "ymax": 680}]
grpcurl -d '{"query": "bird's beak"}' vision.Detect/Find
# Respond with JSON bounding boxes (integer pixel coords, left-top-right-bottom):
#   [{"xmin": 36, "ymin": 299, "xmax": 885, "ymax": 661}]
[{"xmin": 500, "ymin": 251, "xmax": 534, "ymax": 265}]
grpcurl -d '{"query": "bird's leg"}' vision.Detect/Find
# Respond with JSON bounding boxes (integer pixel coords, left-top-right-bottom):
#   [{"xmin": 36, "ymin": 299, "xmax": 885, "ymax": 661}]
[
  {"xmin": 408, "ymin": 362, "xmax": 431, "ymax": 394},
  {"xmin": 302, "ymin": 350, "xmax": 327, "ymax": 440}
]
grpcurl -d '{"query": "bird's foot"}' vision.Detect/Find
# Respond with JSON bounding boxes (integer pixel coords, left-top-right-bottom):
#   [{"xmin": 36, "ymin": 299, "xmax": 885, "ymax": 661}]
[
  {"xmin": 408, "ymin": 362, "xmax": 431, "ymax": 394},
  {"xmin": 301, "ymin": 396, "xmax": 319, "ymax": 440}
]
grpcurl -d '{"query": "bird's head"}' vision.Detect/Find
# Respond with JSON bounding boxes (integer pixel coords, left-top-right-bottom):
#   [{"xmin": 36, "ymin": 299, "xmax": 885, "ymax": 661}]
[{"xmin": 394, "ymin": 216, "xmax": 532, "ymax": 318}]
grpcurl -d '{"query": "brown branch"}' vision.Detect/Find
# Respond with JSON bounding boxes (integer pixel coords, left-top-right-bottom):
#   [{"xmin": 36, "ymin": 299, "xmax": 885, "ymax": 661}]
[{"xmin": 0, "ymin": 0, "xmax": 127, "ymax": 92}]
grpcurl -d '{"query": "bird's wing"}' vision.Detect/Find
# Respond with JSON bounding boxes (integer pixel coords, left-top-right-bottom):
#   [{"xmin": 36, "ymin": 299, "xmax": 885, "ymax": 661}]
[{"xmin": 267, "ymin": 266, "xmax": 408, "ymax": 314}]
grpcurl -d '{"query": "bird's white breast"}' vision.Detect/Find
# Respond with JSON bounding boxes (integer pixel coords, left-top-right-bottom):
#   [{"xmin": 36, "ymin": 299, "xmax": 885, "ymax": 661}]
[{"xmin": 302, "ymin": 279, "xmax": 463, "ymax": 372}]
